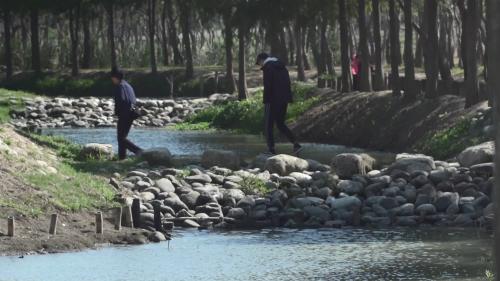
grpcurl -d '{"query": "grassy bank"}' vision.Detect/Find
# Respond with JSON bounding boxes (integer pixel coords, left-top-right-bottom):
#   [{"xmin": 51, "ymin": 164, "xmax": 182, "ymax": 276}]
[
  {"xmin": 0, "ymin": 127, "xmax": 139, "ymax": 217},
  {"xmin": 1, "ymin": 67, "xmax": 228, "ymax": 98},
  {"xmin": 414, "ymin": 118, "xmax": 490, "ymax": 160},
  {"xmin": 0, "ymin": 88, "xmax": 36, "ymax": 123},
  {"xmin": 176, "ymin": 82, "xmax": 318, "ymax": 134}
]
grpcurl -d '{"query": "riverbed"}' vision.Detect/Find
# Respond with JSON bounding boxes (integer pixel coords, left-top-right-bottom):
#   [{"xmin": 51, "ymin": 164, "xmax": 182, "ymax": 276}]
[
  {"xmin": 42, "ymin": 128, "xmax": 395, "ymax": 166},
  {"xmin": 0, "ymin": 227, "xmax": 491, "ymax": 281}
]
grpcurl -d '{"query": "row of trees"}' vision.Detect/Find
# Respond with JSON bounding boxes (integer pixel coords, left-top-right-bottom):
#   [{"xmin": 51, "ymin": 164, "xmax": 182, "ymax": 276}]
[{"xmin": 0, "ymin": 0, "xmax": 489, "ymax": 106}]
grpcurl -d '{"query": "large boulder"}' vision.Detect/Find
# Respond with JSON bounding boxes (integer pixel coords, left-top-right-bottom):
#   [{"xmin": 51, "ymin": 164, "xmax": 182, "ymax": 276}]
[
  {"xmin": 388, "ymin": 153, "xmax": 435, "ymax": 173},
  {"xmin": 79, "ymin": 143, "xmax": 114, "ymax": 160},
  {"xmin": 331, "ymin": 153, "xmax": 375, "ymax": 178},
  {"xmin": 328, "ymin": 196, "xmax": 362, "ymax": 211},
  {"xmin": 201, "ymin": 149, "xmax": 241, "ymax": 170},
  {"xmin": 264, "ymin": 154, "xmax": 309, "ymax": 176},
  {"xmin": 457, "ymin": 142, "xmax": 494, "ymax": 167},
  {"xmin": 141, "ymin": 148, "xmax": 173, "ymax": 166}
]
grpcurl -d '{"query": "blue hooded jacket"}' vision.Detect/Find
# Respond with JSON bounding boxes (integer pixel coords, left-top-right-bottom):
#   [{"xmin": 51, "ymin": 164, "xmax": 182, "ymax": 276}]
[{"xmin": 114, "ymin": 80, "xmax": 137, "ymax": 118}]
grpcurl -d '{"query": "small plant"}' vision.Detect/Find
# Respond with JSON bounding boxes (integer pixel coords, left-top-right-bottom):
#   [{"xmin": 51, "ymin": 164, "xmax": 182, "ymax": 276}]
[{"xmin": 240, "ymin": 176, "xmax": 271, "ymax": 195}]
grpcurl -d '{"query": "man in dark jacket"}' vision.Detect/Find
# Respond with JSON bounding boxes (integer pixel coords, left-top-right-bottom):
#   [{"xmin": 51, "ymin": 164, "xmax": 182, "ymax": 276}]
[
  {"xmin": 256, "ymin": 53, "xmax": 302, "ymax": 155},
  {"xmin": 111, "ymin": 68, "xmax": 142, "ymax": 160}
]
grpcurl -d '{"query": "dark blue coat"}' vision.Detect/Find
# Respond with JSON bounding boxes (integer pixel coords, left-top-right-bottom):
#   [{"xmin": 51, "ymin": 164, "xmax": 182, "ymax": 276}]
[
  {"xmin": 114, "ymin": 80, "xmax": 137, "ymax": 118},
  {"xmin": 262, "ymin": 59, "xmax": 293, "ymax": 104}
]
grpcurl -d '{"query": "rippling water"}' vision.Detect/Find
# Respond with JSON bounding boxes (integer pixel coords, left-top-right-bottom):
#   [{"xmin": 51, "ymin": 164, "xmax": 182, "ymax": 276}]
[
  {"xmin": 42, "ymin": 128, "xmax": 395, "ymax": 166},
  {"xmin": 0, "ymin": 228, "xmax": 491, "ymax": 281}
]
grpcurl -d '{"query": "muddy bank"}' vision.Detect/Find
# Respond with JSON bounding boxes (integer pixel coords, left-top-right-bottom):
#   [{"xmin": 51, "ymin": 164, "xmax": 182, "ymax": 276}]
[{"xmin": 291, "ymin": 89, "xmax": 490, "ymax": 153}]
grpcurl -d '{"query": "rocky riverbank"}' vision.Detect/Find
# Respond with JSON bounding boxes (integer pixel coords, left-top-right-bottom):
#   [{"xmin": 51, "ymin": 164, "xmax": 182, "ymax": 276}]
[
  {"xmin": 9, "ymin": 93, "xmax": 233, "ymax": 129},
  {"xmin": 112, "ymin": 143, "xmax": 495, "ymax": 231}
]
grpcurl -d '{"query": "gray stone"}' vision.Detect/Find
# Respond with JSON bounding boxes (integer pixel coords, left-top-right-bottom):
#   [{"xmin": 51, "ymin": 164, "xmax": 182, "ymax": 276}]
[
  {"xmin": 329, "ymin": 196, "xmax": 362, "ymax": 211},
  {"xmin": 148, "ymin": 232, "xmax": 167, "ymax": 243},
  {"xmin": 331, "ymin": 153, "xmax": 375, "ymax": 178},
  {"xmin": 415, "ymin": 204, "xmax": 436, "ymax": 216},
  {"xmin": 155, "ymin": 178, "xmax": 175, "ymax": 193},
  {"xmin": 223, "ymin": 189, "xmax": 245, "ymax": 202},
  {"xmin": 140, "ymin": 192, "xmax": 156, "ymax": 202},
  {"xmin": 80, "ymin": 143, "xmax": 114, "ymax": 160},
  {"xmin": 434, "ymin": 192, "xmax": 459, "ymax": 212},
  {"xmin": 304, "ymin": 206, "xmax": 330, "ymax": 221},
  {"xmin": 264, "ymin": 154, "xmax": 309, "ymax": 176},
  {"xmin": 141, "ymin": 148, "xmax": 173, "ymax": 166},
  {"xmin": 185, "ymin": 174, "xmax": 212, "ymax": 184},
  {"xmin": 398, "ymin": 203, "xmax": 415, "ymax": 216},
  {"xmin": 379, "ymin": 197, "xmax": 399, "ymax": 210},
  {"xmin": 289, "ymin": 172, "xmax": 313, "ymax": 187},
  {"xmin": 338, "ymin": 180, "xmax": 364, "ymax": 195},
  {"xmin": 201, "ymin": 149, "xmax": 241, "ymax": 170},
  {"xmin": 227, "ymin": 208, "xmax": 246, "ymax": 219},
  {"xmin": 183, "ymin": 219, "xmax": 201, "ymax": 228},
  {"xmin": 237, "ymin": 196, "xmax": 256, "ymax": 209},
  {"xmin": 180, "ymin": 191, "xmax": 201, "ymax": 209},
  {"xmin": 457, "ymin": 142, "xmax": 494, "ymax": 167},
  {"xmin": 388, "ymin": 153, "xmax": 436, "ymax": 173}
]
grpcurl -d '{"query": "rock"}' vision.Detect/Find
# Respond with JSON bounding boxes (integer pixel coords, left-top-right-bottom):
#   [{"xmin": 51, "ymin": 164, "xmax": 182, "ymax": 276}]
[
  {"xmin": 141, "ymin": 148, "xmax": 173, "ymax": 166},
  {"xmin": 155, "ymin": 178, "xmax": 175, "ymax": 193},
  {"xmin": 457, "ymin": 142, "xmax": 494, "ymax": 167},
  {"xmin": 140, "ymin": 192, "xmax": 156, "ymax": 202},
  {"xmin": 201, "ymin": 149, "xmax": 241, "ymax": 170},
  {"xmin": 388, "ymin": 154, "xmax": 435, "ymax": 173},
  {"xmin": 236, "ymin": 196, "xmax": 256, "ymax": 209},
  {"xmin": 223, "ymin": 189, "xmax": 245, "ymax": 202},
  {"xmin": 180, "ymin": 191, "xmax": 201, "ymax": 209},
  {"xmin": 149, "ymin": 231, "xmax": 167, "ymax": 243},
  {"xmin": 227, "ymin": 208, "xmax": 246, "ymax": 219},
  {"xmin": 290, "ymin": 197, "xmax": 324, "ymax": 209},
  {"xmin": 223, "ymin": 181, "xmax": 241, "ymax": 189},
  {"xmin": 329, "ymin": 196, "xmax": 362, "ymax": 211},
  {"xmin": 331, "ymin": 153, "xmax": 375, "ymax": 178},
  {"xmin": 415, "ymin": 204, "xmax": 436, "ymax": 216},
  {"xmin": 79, "ymin": 143, "xmax": 114, "ymax": 160},
  {"xmin": 264, "ymin": 154, "xmax": 309, "ymax": 176},
  {"xmin": 303, "ymin": 206, "xmax": 330, "ymax": 221},
  {"xmin": 289, "ymin": 172, "xmax": 313, "ymax": 187},
  {"xmin": 183, "ymin": 219, "xmax": 201, "ymax": 228},
  {"xmin": 434, "ymin": 192, "xmax": 459, "ymax": 212},
  {"xmin": 338, "ymin": 180, "xmax": 364, "ymax": 195},
  {"xmin": 396, "ymin": 216, "xmax": 418, "ymax": 226},
  {"xmin": 379, "ymin": 197, "xmax": 399, "ymax": 210},
  {"xmin": 185, "ymin": 174, "xmax": 212, "ymax": 184},
  {"xmin": 398, "ymin": 203, "xmax": 415, "ymax": 216},
  {"xmin": 164, "ymin": 197, "xmax": 189, "ymax": 212},
  {"xmin": 470, "ymin": 163, "xmax": 494, "ymax": 178}
]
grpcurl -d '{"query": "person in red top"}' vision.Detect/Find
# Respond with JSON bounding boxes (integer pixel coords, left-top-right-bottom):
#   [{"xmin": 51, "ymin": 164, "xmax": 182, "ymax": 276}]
[{"xmin": 351, "ymin": 54, "xmax": 361, "ymax": 91}]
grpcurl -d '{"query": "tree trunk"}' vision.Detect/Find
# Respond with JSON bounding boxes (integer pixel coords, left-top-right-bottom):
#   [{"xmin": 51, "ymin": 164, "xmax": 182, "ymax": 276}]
[
  {"xmin": 485, "ymin": 1, "xmax": 500, "ymax": 273},
  {"xmin": 319, "ymin": 14, "xmax": 330, "ymax": 88},
  {"xmin": 338, "ymin": 0, "xmax": 352, "ymax": 92},
  {"xmin": 295, "ymin": 20, "xmax": 306, "ymax": 82},
  {"xmin": 438, "ymin": 10, "xmax": 452, "ymax": 81},
  {"xmin": 82, "ymin": 10, "xmax": 92, "ymax": 69},
  {"xmin": 237, "ymin": 23, "xmax": 248, "ymax": 100},
  {"xmin": 166, "ymin": 0, "xmax": 182, "ymax": 65},
  {"xmin": 358, "ymin": 0, "xmax": 372, "ymax": 91},
  {"xmin": 223, "ymin": 11, "xmax": 236, "ymax": 94},
  {"xmin": 423, "ymin": 0, "xmax": 439, "ymax": 99},
  {"xmin": 372, "ymin": 0, "xmax": 384, "ymax": 91},
  {"xmin": 178, "ymin": 0, "xmax": 193, "ymax": 79},
  {"xmin": 403, "ymin": 0, "xmax": 416, "ymax": 99},
  {"xmin": 148, "ymin": 0, "xmax": 158, "ymax": 74},
  {"xmin": 3, "ymin": 4, "xmax": 13, "ymax": 79},
  {"xmin": 287, "ymin": 25, "xmax": 295, "ymax": 65},
  {"xmin": 161, "ymin": 0, "xmax": 169, "ymax": 66},
  {"xmin": 465, "ymin": 0, "xmax": 480, "ymax": 107},
  {"xmin": 389, "ymin": 0, "xmax": 400, "ymax": 96},
  {"xmin": 69, "ymin": 5, "xmax": 81, "ymax": 76},
  {"xmin": 106, "ymin": 2, "xmax": 117, "ymax": 70},
  {"xmin": 30, "ymin": 8, "xmax": 41, "ymax": 74},
  {"xmin": 316, "ymin": 19, "xmax": 327, "ymax": 88}
]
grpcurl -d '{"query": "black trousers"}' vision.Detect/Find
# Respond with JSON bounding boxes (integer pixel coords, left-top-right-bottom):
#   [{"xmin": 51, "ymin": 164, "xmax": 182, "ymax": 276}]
[
  {"xmin": 117, "ymin": 116, "xmax": 141, "ymax": 160},
  {"xmin": 264, "ymin": 103, "xmax": 296, "ymax": 151}
]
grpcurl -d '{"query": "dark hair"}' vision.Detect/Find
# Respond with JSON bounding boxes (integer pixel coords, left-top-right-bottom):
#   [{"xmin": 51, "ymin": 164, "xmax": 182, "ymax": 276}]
[
  {"xmin": 110, "ymin": 67, "xmax": 124, "ymax": 80},
  {"xmin": 256, "ymin": 53, "xmax": 269, "ymax": 65}
]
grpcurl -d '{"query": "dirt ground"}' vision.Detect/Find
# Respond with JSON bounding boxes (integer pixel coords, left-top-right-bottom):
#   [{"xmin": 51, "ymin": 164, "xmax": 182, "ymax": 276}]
[
  {"xmin": 0, "ymin": 126, "xmax": 149, "ymax": 256},
  {"xmin": 291, "ymin": 89, "xmax": 489, "ymax": 154}
]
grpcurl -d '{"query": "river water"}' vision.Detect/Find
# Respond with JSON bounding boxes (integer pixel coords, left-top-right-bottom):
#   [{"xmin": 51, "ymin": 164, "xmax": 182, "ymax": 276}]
[
  {"xmin": 0, "ymin": 227, "xmax": 492, "ymax": 281},
  {"xmin": 27, "ymin": 129, "xmax": 492, "ymax": 280},
  {"xmin": 42, "ymin": 128, "xmax": 395, "ymax": 166}
]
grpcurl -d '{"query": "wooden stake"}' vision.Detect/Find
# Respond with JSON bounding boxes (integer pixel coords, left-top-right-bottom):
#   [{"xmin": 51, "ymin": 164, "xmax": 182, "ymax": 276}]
[
  {"xmin": 122, "ymin": 205, "xmax": 133, "ymax": 227},
  {"xmin": 114, "ymin": 207, "xmax": 122, "ymax": 231},
  {"xmin": 7, "ymin": 217, "xmax": 14, "ymax": 237},
  {"xmin": 95, "ymin": 212, "xmax": 103, "ymax": 234},
  {"xmin": 153, "ymin": 204, "xmax": 162, "ymax": 231},
  {"xmin": 132, "ymin": 199, "xmax": 141, "ymax": 229},
  {"xmin": 49, "ymin": 214, "xmax": 58, "ymax": 235}
]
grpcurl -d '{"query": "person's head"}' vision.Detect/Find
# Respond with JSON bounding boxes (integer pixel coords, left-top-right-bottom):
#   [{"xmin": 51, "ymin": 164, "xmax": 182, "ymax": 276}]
[
  {"xmin": 110, "ymin": 67, "xmax": 124, "ymax": 85},
  {"xmin": 256, "ymin": 53, "xmax": 270, "ymax": 68}
]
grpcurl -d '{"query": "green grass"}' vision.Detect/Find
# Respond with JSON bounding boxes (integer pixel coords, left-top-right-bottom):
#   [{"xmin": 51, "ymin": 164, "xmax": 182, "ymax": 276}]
[
  {"xmin": 177, "ymin": 82, "xmax": 318, "ymax": 134},
  {"xmin": 240, "ymin": 177, "xmax": 271, "ymax": 196},
  {"xmin": 0, "ymin": 198, "xmax": 44, "ymax": 217},
  {"xmin": 0, "ymin": 88, "xmax": 36, "ymax": 123},
  {"xmin": 415, "ymin": 118, "xmax": 488, "ymax": 160},
  {"xmin": 25, "ymin": 162, "xmax": 118, "ymax": 212}
]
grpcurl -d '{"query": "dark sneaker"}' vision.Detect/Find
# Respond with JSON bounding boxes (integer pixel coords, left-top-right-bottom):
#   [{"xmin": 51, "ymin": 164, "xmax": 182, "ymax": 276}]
[{"xmin": 293, "ymin": 144, "xmax": 303, "ymax": 156}]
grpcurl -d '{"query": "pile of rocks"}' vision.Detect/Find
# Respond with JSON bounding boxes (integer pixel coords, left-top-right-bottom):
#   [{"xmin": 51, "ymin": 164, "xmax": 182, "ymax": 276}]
[
  {"xmin": 10, "ymin": 93, "xmax": 233, "ymax": 129},
  {"xmin": 113, "ymin": 144, "xmax": 494, "ymax": 231}
]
